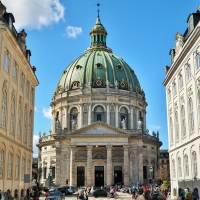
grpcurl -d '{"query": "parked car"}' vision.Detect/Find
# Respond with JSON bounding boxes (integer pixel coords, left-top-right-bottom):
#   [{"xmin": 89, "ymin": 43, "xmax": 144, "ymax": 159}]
[
  {"xmin": 45, "ymin": 191, "xmax": 65, "ymax": 200},
  {"xmin": 150, "ymin": 191, "xmax": 166, "ymax": 200},
  {"xmin": 0, "ymin": 192, "xmax": 13, "ymax": 200},
  {"xmin": 49, "ymin": 187, "xmax": 58, "ymax": 192},
  {"xmin": 92, "ymin": 189, "xmax": 108, "ymax": 198},
  {"xmin": 66, "ymin": 186, "xmax": 75, "ymax": 194},
  {"xmin": 57, "ymin": 186, "xmax": 68, "ymax": 195}
]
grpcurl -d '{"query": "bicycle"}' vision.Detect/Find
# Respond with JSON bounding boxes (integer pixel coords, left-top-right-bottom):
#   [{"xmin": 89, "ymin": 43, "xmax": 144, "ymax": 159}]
[{"xmin": 107, "ymin": 192, "xmax": 119, "ymax": 199}]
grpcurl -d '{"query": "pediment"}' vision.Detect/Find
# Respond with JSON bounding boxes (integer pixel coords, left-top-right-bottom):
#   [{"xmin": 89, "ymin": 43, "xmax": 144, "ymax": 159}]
[{"xmin": 70, "ymin": 121, "xmax": 128, "ymax": 136}]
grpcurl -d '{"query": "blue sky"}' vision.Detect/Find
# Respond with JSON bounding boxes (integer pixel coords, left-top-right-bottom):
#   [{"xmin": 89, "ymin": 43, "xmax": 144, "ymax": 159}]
[{"xmin": 2, "ymin": 0, "xmax": 200, "ymax": 157}]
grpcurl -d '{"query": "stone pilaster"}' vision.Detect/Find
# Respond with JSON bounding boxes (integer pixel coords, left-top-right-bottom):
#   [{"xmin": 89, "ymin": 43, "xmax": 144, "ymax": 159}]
[
  {"xmin": 79, "ymin": 104, "xmax": 83, "ymax": 128},
  {"xmin": 130, "ymin": 106, "xmax": 134, "ymax": 129},
  {"xmin": 107, "ymin": 104, "xmax": 110, "ymax": 125},
  {"xmin": 52, "ymin": 110, "xmax": 55, "ymax": 133},
  {"xmin": 88, "ymin": 104, "xmax": 92, "ymax": 125},
  {"xmin": 87, "ymin": 146, "xmax": 93, "ymax": 186},
  {"xmin": 106, "ymin": 145, "xmax": 112, "ymax": 186},
  {"xmin": 123, "ymin": 146, "xmax": 129, "ymax": 186},
  {"xmin": 115, "ymin": 104, "xmax": 119, "ymax": 128},
  {"xmin": 70, "ymin": 146, "xmax": 75, "ymax": 186},
  {"xmin": 65, "ymin": 106, "xmax": 68, "ymax": 129}
]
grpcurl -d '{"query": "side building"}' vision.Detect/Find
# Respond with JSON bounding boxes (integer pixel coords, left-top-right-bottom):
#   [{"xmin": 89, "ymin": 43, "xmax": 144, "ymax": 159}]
[
  {"xmin": 163, "ymin": 6, "xmax": 200, "ymax": 199},
  {"xmin": 0, "ymin": 1, "xmax": 39, "ymax": 197}
]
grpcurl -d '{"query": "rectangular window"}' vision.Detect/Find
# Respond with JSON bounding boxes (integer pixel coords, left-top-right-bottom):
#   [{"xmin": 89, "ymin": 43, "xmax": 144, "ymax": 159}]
[
  {"xmin": 186, "ymin": 65, "xmax": 192, "ymax": 81},
  {"xmin": 27, "ymin": 160, "xmax": 30, "ymax": 174},
  {"xmin": 44, "ymin": 167, "xmax": 47, "ymax": 179},
  {"xmin": 4, "ymin": 53, "xmax": 9, "ymax": 72},
  {"xmin": 143, "ymin": 166, "xmax": 147, "ymax": 179}
]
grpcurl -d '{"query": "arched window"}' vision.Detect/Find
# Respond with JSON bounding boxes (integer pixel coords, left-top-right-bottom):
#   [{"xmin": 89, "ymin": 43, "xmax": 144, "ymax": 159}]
[
  {"xmin": 186, "ymin": 65, "xmax": 191, "ymax": 81},
  {"xmin": 10, "ymin": 98, "xmax": 15, "ymax": 134},
  {"xmin": 196, "ymin": 53, "xmax": 200, "ymax": 70},
  {"xmin": 15, "ymin": 156, "xmax": 19, "ymax": 179},
  {"xmin": 181, "ymin": 106, "xmax": 186, "ymax": 138},
  {"xmin": 28, "ymin": 111, "xmax": 32, "ymax": 146},
  {"xmin": 7, "ymin": 152, "xmax": 13, "ymax": 178},
  {"xmin": 172, "ymin": 159, "xmax": 176, "ymax": 178},
  {"xmin": 17, "ymin": 103, "xmax": 22, "ymax": 138},
  {"xmin": 0, "ymin": 150, "xmax": 3, "ymax": 177},
  {"xmin": 94, "ymin": 106, "xmax": 104, "ymax": 122},
  {"xmin": 4, "ymin": 51, "xmax": 9, "ymax": 72},
  {"xmin": 185, "ymin": 154, "xmax": 189, "ymax": 176},
  {"xmin": 170, "ymin": 117, "xmax": 174, "ymax": 145},
  {"xmin": 1, "ymin": 90, "xmax": 7, "ymax": 128},
  {"xmin": 175, "ymin": 112, "xmax": 179, "ymax": 142},
  {"xmin": 12, "ymin": 65, "xmax": 17, "ymax": 82},
  {"xmin": 23, "ymin": 107, "xmax": 27, "ymax": 142},
  {"xmin": 120, "ymin": 107, "xmax": 128, "ymax": 129},
  {"xmin": 189, "ymin": 98, "xmax": 194, "ymax": 132},
  {"xmin": 178, "ymin": 157, "xmax": 182, "ymax": 178},
  {"xmin": 193, "ymin": 151, "xmax": 198, "ymax": 176}
]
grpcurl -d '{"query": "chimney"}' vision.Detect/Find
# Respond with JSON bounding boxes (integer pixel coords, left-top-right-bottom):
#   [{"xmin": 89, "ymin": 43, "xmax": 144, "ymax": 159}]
[{"xmin": 17, "ymin": 29, "xmax": 27, "ymax": 55}]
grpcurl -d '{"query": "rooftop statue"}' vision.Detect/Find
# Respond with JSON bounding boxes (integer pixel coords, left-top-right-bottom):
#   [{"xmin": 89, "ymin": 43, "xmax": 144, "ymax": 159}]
[
  {"xmin": 137, "ymin": 118, "xmax": 142, "ymax": 129},
  {"xmin": 72, "ymin": 119, "xmax": 77, "ymax": 130},
  {"xmin": 121, "ymin": 118, "xmax": 126, "ymax": 129}
]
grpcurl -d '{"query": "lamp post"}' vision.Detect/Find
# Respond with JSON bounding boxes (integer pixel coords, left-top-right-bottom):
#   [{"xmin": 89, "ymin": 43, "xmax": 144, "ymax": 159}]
[{"xmin": 149, "ymin": 165, "xmax": 153, "ymax": 191}]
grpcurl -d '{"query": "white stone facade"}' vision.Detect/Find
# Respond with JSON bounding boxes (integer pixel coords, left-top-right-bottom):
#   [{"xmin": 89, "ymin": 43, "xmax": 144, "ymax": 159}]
[{"xmin": 163, "ymin": 13, "xmax": 200, "ymax": 199}]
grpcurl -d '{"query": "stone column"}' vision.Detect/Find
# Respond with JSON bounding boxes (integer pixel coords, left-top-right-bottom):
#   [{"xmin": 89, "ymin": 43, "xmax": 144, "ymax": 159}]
[
  {"xmin": 79, "ymin": 104, "xmax": 83, "ymax": 128},
  {"xmin": 129, "ymin": 153, "xmax": 133, "ymax": 185},
  {"xmin": 87, "ymin": 146, "xmax": 93, "ymax": 186},
  {"xmin": 88, "ymin": 104, "xmax": 92, "ymax": 125},
  {"xmin": 64, "ymin": 106, "xmax": 68, "ymax": 129},
  {"xmin": 107, "ymin": 104, "xmax": 110, "ymax": 125},
  {"xmin": 70, "ymin": 146, "xmax": 75, "ymax": 186},
  {"xmin": 143, "ymin": 111, "xmax": 146, "ymax": 132},
  {"xmin": 55, "ymin": 142, "xmax": 61, "ymax": 186},
  {"xmin": 106, "ymin": 146, "xmax": 112, "ymax": 186},
  {"xmin": 130, "ymin": 106, "xmax": 134, "ymax": 129},
  {"xmin": 123, "ymin": 146, "xmax": 129, "ymax": 186},
  {"xmin": 115, "ymin": 104, "xmax": 119, "ymax": 128},
  {"xmin": 138, "ymin": 150, "xmax": 143, "ymax": 184},
  {"xmin": 52, "ymin": 110, "xmax": 55, "ymax": 133}
]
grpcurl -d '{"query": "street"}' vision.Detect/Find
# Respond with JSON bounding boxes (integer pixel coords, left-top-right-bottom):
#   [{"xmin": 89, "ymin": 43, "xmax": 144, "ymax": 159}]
[{"xmin": 40, "ymin": 192, "xmax": 132, "ymax": 200}]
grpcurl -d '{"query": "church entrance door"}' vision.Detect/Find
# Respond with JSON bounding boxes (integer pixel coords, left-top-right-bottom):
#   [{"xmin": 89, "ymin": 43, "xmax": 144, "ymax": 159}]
[
  {"xmin": 77, "ymin": 166, "xmax": 85, "ymax": 187},
  {"xmin": 114, "ymin": 166, "xmax": 122, "ymax": 184},
  {"xmin": 95, "ymin": 166, "xmax": 104, "ymax": 187}
]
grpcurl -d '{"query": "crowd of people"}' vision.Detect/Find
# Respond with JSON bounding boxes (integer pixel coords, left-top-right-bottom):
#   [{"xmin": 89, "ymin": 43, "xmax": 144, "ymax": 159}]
[{"xmin": 179, "ymin": 188, "xmax": 199, "ymax": 200}]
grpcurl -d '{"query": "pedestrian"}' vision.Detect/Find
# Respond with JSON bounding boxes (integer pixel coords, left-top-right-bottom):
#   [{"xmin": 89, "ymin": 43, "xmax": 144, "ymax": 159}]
[
  {"xmin": 192, "ymin": 188, "xmax": 199, "ymax": 200},
  {"xmin": 180, "ymin": 188, "xmax": 186, "ymax": 200},
  {"xmin": 84, "ymin": 187, "xmax": 88, "ymax": 200},
  {"xmin": 34, "ymin": 189, "xmax": 39, "ymax": 200},
  {"xmin": 185, "ymin": 188, "xmax": 194, "ymax": 200}
]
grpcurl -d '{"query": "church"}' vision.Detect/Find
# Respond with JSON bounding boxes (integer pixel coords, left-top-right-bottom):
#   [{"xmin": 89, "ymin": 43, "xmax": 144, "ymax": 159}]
[{"xmin": 37, "ymin": 12, "xmax": 162, "ymax": 187}]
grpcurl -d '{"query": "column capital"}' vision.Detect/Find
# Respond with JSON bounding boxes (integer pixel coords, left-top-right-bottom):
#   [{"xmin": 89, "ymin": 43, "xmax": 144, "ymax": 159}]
[
  {"xmin": 123, "ymin": 145, "xmax": 129, "ymax": 149},
  {"xmin": 106, "ymin": 145, "xmax": 112, "ymax": 149},
  {"xmin": 87, "ymin": 145, "xmax": 93, "ymax": 150},
  {"xmin": 70, "ymin": 145, "xmax": 76, "ymax": 150}
]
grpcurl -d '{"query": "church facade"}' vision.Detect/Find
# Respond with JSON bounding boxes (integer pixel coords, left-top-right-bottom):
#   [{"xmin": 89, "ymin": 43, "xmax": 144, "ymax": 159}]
[{"xmin": 37, "ymin": 15, "xmax": 162, "ymax": 187}]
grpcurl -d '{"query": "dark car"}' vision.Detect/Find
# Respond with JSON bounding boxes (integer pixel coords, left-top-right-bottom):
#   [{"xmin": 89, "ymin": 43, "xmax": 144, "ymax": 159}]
[
  {"xmin": 150, "ymin": 191, "xmax": 166, "ymax": 200},
  {"xmin": 0, "ymin": 192, "xmax": 13, "ymax": 200},
  {"xmin": 57, "ymin": 186, "xmax": 68, "ymax": 195},
  {"xmin": 92, "ymin": 189, "xmax": 108, "ymax": 198},
  {"xmin": 45, "ymin": 191, "xmax": 65, "ymax": 200},
  {"xmin": 66, "ymin": 186, "xmax": 75, "ymax": 194}
]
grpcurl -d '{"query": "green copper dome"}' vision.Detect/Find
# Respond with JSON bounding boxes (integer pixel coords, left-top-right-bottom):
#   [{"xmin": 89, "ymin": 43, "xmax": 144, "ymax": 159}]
[{"xmin": 57, "ymin": 17, "xmax": 141, "ymax": 92}]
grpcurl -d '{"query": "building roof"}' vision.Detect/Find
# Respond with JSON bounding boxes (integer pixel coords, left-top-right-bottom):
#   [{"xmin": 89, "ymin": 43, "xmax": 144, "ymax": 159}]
[{"xmin": 56, "ymin": 16, "xmax": 141, "ymax": 93}]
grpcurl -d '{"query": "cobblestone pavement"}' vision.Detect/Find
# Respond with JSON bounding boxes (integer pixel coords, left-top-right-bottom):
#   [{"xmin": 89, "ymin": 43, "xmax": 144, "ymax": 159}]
[{"xmin": 40, "ymin": 192, "xmax": 132, "ymax": 200}]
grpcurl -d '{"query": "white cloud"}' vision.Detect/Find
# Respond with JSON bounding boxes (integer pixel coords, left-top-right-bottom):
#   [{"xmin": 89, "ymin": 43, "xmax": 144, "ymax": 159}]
[
  {"xmin": 150, "ymin": 125, "xmax": 161, "ymax": 130},
  {"xmin": 33, "ymin": 135, "xmax": 39, "ymax": 157},
  {"xmin": 43, "ymin": 107, "xmax": 52, "ymax": 119},
  {"xmin": 1, "ymin": 0, "xmax": 65, "ymax": 30},
  {"xmin": 65, "ymin": 26, "xmax": 82, "ymax": 38}
]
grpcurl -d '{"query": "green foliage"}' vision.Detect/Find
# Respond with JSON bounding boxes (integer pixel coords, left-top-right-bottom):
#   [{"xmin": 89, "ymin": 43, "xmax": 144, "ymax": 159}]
[{"xmin": 162, "ymin": 180, "xmax": 170, "ymax": 187}]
